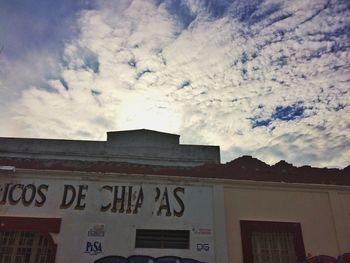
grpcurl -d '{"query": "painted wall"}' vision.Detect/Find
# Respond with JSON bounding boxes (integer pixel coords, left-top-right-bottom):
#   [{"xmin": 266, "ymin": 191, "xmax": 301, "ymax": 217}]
[
  {"xmin": 2, "ymin": 169, "xmax": 349, "ymax": 263},
  {"xmin": 0, "ymin": 170, "xmax": 226, "ymax": 263},
  {"xmin": 224, "ymin": 182, "xmax": 350, "ymax": 263},
  {"xmin": 338, "ymin": 193, "xmax": 350, "ymax": 252}
]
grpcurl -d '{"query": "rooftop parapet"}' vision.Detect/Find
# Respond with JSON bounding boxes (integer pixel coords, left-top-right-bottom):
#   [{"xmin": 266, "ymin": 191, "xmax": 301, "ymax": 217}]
[
  {"xmin": 106, "ymin": 129, "xmax": 179, "ymax": 147},
  {"xmin": 0, "ymin": 129, "xmax": 220, "ymax": 167}
]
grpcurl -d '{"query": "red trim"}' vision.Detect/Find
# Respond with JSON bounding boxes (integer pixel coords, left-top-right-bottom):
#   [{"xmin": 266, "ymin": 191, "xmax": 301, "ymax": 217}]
[
  {"xmin": 240, "ymin": 220, "xmax": 306, "ymax": 263},
  {"xmin": 0, "ymin": 216, "xmax": 61, "ymax": 233}
]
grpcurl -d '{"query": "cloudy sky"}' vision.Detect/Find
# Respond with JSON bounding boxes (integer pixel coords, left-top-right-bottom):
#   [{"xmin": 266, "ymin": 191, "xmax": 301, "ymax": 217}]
[{"xmin": 0, "ymin": 0, "xmax": 349, "ymax": 168}]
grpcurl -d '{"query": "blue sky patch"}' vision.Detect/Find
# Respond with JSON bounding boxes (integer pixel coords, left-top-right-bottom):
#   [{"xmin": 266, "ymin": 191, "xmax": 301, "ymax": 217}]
[
  {"xmin": 178, "ymin": 80, "xmax": 191, "ymax": 89},
  {"xmin": 160, "ymin": 0, "xmax": 196, "ymax": 29},
  {"xmin": 128, "ymin": 58, "xmax": 137, "ymax": 68},
  {"xmin": 252, "ymin": 103, "xmax": 305, "ymax": 128},
  {"xmin": 0, "ymin": 0, "xmax": 94, "ymax": 59},
  {"xmin": 333, "ymin": 104, "xmax": 346, "ymax": 111},
  {"xmin": 247, "ymin": 3, "xmax": 281, "ymax": 25},
  {"xmin": 272, "ymin": 103, "xmax": 304, "ymax": 121},
  {"xmin": 136, "ymin": 69, "xmax": 153, "ymax": 80},
  {"xmin": 91, "ymin": 90, "xmax": 101, "ymax": 96},
  {"xmin": 82, "ymin": 53, "xmax": 100, "ymax": 74},
  {"xmin": 59, "ymin": 78, "xmax": 69, "ymax": 91}
]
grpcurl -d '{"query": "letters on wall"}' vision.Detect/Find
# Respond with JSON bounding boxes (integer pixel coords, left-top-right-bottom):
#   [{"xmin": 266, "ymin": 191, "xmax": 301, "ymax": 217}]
[{"xmin": 0, "ymin": 183, "xmax": 185, "ymax": 217}]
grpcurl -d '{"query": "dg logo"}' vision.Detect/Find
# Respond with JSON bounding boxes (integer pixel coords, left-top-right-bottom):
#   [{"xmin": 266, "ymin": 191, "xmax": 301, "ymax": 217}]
[{"xmin": 196, "ymin": 243, "xmax": 209, "ymax": 252}]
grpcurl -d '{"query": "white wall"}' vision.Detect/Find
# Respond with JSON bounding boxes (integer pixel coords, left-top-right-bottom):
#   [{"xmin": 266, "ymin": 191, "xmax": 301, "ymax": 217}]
[{"xmin": 0, "ymin": 170, "xmax": 225, "ymax": 263}]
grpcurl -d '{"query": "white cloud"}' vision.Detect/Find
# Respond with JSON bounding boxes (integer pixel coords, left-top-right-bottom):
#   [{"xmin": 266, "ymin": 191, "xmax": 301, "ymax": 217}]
[{"xmin": 1, "ymin": 0, "xmax": 349, "ymax": 168}]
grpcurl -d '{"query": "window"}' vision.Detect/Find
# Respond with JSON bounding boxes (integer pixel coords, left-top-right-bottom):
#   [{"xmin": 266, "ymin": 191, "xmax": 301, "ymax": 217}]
[
  {"xmin": 240, "ymin": 220, "xmax": 306, "ymax": 263},
  {"xmin": 0, "ymin": 231, "xmax": 53, "ymax": 263},
  {"xmin": 0, "ymin": 217, "xmax": 60, "ymax": 263},
  {"xmin": 135, "ymin": 229, "xmax": 189, "ymax": 249}
]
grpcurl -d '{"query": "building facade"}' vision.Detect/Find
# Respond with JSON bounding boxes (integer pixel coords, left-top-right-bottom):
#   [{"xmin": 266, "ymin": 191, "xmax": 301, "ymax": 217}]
[{"xmin": 0, "ymin": 129, "xmax": 349, "ymax": 263}]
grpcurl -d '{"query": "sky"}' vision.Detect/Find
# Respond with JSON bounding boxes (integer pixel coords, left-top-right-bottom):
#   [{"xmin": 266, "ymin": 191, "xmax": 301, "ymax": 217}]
[{"xmin": 0, "ymin": 0, "xmax": 349, "ymax": 168}]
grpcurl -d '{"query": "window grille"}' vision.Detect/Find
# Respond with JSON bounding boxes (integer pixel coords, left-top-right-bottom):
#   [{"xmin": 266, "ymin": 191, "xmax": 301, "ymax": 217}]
[
  {"xmin": 135, "ymin": 229, "xmax": 189, "ymax": 249},
  {"xmin": 240, "ymin": 221, "xmax": 305, "ymax": 263},
  {"xmin": 0, "ymin": 231, "xmax": 53, "ymax": 263},
  {"xmin": 251, "ymin": 232, "xmax": 296, "ymax": 263}
]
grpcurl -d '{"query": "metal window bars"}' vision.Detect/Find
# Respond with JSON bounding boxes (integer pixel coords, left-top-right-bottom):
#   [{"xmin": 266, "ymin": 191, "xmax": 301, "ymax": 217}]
[{"xmin": 0, "ymin": 231, "xmax": 52, "ymax": 263}]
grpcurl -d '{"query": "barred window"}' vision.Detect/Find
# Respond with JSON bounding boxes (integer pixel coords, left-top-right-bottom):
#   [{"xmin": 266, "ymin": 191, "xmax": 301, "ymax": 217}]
[
  {"xmin": 240, "ymin": 221, "xmax": 306, "ymax": 263},
  {"xmin": 0, "ymin": 231, "xmax": 53, "ymax": 263},
  {"xmin": 251, "ymin": 232, "xmax": 296, "ymax": 263}
]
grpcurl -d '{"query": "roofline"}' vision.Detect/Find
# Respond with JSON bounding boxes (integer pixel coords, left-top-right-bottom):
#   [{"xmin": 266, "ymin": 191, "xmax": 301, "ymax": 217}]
[
  {"xmin": 107, "ymin": 129, "xmax": 180, "ymax": 137},
  {"xmin": 5, "ymin": 167, "xmax": 350, "ymax": 191},
  {"xmin": 0, "ymin": 129, "xmax": 180, "ymax": 142},
  {"xmin": 1, "ymin": 156, "xmax": 349, "ymax": 186}
]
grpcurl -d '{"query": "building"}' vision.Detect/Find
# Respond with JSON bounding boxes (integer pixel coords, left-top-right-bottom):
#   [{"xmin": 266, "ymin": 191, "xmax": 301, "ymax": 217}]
[{"xmin": 0, "ymin": 129, "xmax": 349, "ymax": 263}]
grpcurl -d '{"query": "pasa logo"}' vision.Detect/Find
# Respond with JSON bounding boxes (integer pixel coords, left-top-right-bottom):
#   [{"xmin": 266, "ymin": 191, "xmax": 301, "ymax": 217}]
[{"xmin": 84, "ymin": 241, "xmax": 102, "ymax": 255}]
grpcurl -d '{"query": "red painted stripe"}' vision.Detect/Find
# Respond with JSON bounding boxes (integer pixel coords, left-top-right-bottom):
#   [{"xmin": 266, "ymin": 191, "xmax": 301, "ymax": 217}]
[{"xmin": 0, "ymin": 216, "xmax": 61, "ymax": 233}]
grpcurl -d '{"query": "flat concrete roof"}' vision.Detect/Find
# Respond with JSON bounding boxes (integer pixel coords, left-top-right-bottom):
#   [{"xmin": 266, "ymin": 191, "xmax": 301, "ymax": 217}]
[{"xmin": 0, "ymin": 129, "xmax": 220, "ymax": 167}]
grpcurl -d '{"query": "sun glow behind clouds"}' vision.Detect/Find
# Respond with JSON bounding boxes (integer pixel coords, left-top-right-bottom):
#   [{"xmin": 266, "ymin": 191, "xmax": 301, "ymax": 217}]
[
  {"xmin": 117, "ymin": 94, "xmax": 182, "ymax": 133},
  {"xmin": 1, "ymin": 0, "xmax": 349, "ymax": 168}
]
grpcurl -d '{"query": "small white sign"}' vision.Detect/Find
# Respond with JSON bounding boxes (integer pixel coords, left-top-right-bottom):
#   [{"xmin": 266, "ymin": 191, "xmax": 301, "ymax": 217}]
[{"xmin": 84, "ymin": 224, "xmax": 105, "ymax": 256}]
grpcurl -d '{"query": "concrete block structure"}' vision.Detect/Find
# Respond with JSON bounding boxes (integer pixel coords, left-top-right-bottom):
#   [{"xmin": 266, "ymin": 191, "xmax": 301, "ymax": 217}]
[
  {"xmin": 0, "ymin": 129, "xmax": 349, "ymax": 263},
  {"xmin": 0, "ymin": 129, "xmax": 220, "ymax": 167}
]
